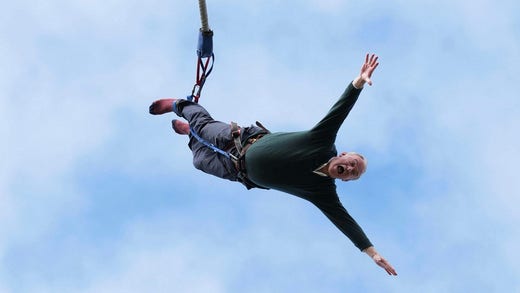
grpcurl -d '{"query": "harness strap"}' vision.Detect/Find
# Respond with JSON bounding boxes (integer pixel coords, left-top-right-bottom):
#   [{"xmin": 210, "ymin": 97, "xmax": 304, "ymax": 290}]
[
  {"xmin": 189, "ymin": 127, "xmax": 238, "ymax": 161},
  {"xmin": 230, "ymin": 122, "xmax": 242, "ymax": 154},
  {"xmin": 255, "ymin": 121, "xmax": 270, "ymax": 133}
]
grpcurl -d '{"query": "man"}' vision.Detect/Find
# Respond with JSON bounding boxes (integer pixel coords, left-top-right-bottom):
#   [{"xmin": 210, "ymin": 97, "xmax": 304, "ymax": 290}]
[{"xmin": 150, "ymin": 54, "xmax": 397, "ymax": 275}]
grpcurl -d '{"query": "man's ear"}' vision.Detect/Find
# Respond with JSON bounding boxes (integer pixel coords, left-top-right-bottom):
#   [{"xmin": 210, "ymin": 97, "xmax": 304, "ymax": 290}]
[{"xmin": 339, "ymin": 152, "xmax": 348, "ymax": 157}]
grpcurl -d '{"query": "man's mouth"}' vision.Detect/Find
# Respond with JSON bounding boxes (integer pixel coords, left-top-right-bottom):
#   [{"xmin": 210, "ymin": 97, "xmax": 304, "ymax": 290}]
[{"xmin": 337, "ymin": 166, "xmax": 345, "ymax": 174}]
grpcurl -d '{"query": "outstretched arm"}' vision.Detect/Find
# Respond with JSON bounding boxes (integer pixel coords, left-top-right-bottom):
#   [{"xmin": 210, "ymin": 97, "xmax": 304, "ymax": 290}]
[
  {"xmin": 312, "ymin": 197, "xmax": 373, "ymax": 251},
  {"xmin": 313, "ymin": 194, "xmax": 397, "ymax": 276},
  {"xmin": 363, "ymin": 246, "xmax": 398, "ymax": 275},
  {"xmin": 310, "ymin": 53, "xmax": 380, "ymax": 140},
  {"xmin": 353, "ymin": 53, "xmax": 379, "ymax": 88}
]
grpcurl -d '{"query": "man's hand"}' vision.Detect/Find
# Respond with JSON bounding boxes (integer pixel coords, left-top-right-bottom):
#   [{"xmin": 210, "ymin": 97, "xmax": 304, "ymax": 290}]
[
  {"xmin": 372, "ymin": 253, "xmax": 398, "ymax": 276},
  {"xmin": 353, "ymin": 53, "xmax": 379, "ymax": 88},
  {"xmin": 363, "ymin": 246, "xmax": 398, "ymax": 276}
]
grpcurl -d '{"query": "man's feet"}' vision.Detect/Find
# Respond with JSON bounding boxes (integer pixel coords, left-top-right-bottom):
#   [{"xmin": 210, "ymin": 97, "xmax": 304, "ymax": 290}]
[
  {"xmin": 149, "ymin": 98, "xmax": 176, "ymax": 115},
  {"xmin": 172, "ymin": 119, "xmax": 190, "ymax": 135}
]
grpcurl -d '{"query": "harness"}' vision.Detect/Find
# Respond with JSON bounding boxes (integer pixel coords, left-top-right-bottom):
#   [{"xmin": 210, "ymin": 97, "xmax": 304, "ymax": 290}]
[{"xmin": 190, "ymin": 121, "xmax": 270, "ymax": 190}]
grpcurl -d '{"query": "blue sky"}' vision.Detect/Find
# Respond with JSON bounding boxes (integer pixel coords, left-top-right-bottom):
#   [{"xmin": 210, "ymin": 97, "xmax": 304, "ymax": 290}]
[{"xmin": 2, "ymin": 0, "xmax": 519, "ymax": 292}]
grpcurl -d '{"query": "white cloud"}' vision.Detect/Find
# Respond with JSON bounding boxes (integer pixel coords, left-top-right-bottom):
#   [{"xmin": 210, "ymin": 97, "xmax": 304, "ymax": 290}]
[
  {"xmin": 41, "ymin": 197, "xmax": 364, "ymax": 292},
  {"xmin": 0, "ymin": 0, "xmax": 191, "ymax": 272},
  {"xmin": 5, "ymin": 0, "xmax": 186, "ymax": 38}
]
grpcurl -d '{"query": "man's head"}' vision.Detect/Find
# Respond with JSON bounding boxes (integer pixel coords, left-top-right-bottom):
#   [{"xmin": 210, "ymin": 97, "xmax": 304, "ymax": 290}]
[{"xmin": 327, "ymin": 152, "xmax": 367, "ymax": 181}]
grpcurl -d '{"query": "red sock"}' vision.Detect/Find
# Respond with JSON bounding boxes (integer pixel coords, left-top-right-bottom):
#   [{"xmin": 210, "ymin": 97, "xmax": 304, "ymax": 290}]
[
  {"xmin": 172, "ymin": 120, "xmax": 190, "ymax": 135},
  {"xmin": 149, "ymin": 99, "xmax": 176, "ymax": 115}
]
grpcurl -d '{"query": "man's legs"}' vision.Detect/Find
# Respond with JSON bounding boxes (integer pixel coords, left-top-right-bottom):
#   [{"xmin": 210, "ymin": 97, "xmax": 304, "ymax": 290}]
[
  {"xmin": 172, "ymin": 100, "xmax": 231, "ymax": 145},
  {"xmin": 148, "ymin": 98, "xmax": 231, "ymax": 149},
  {"xmin": 149, "ymin": 98, "xmax": 238, "ymax": 180},
  {"xmin": 149, "ymin": 98, "xmax": 190, "ymax": 135}
]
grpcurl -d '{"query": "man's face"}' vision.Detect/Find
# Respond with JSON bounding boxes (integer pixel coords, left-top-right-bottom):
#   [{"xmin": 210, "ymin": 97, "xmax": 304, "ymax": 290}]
[{"xmin": 328, "ymin": 152, "xmax": 366, "ymax": 181}]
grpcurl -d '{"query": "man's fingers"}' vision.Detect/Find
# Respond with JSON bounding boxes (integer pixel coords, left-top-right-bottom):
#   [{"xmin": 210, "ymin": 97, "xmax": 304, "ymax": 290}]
[
  {"xmin": 367, "ymin": 62, "xmax": 379, "ymax": 75},
  {"xmin": 364, "ymin": 53, "xmax": 379, "ymax": 66},
  {"xmin": 377, "ymin": 258, "xmax": 397, "ymax": 276},
  {"xmin": 361, "ymin": 53, "xmax": 379, "ymax": 86},
  {"xmin": 371, "ymin": 55, "xmax": 378, "ymax": 66},
  {"xmin": 385, "ymin": 265, "xmax": 397, "ymax": 275}
]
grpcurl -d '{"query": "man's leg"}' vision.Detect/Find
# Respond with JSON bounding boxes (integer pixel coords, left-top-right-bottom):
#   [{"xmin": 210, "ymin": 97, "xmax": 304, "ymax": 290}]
[
  {"xmin": 149, "ymin": 99, "xmax": 190, "ymax": 135},
  {"xmin": 149, "ymin": 98, "xmax": 240, "ymax": 181},
  {"xmin": 172, "ymin": 100, "xmax": 231, "ymax": 142},
  {"xmin": 173, "ymin": 100, "xmax": 238, "ymax": 181},
  {"xmin": 150, "ymin": 98, "xmax": 232, "ymax": 150}
]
